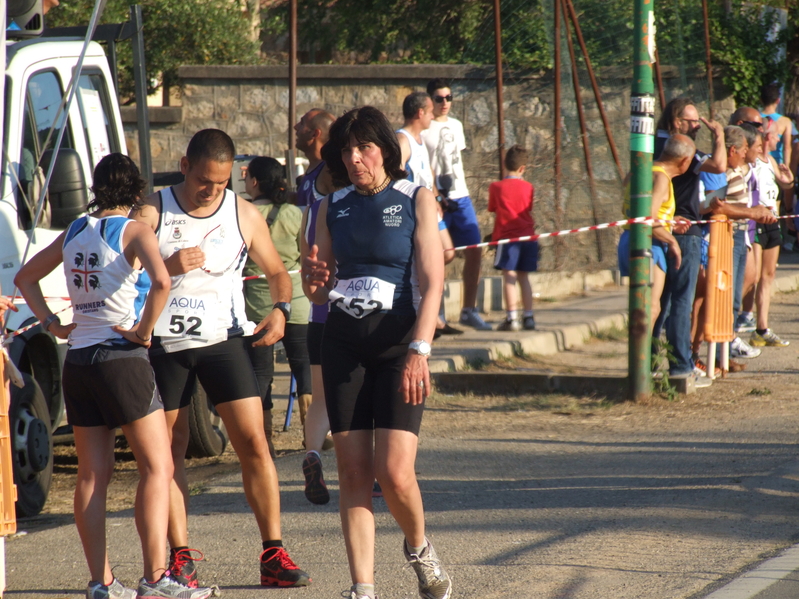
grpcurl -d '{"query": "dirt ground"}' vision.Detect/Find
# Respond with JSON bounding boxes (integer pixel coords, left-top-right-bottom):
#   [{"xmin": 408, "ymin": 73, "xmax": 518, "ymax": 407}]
[{"xmin": 39, "ymin": 287, "xmax": 799, "ymax": 520}]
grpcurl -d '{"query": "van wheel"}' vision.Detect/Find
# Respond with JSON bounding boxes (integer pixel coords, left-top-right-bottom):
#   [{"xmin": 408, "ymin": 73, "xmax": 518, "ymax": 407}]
[
  {"xmin": 186, "ymin": 382, "xmax": 228, "ymax": 458},
  {"xmin": 10, "ymin": 374, "xmax": 53, "ymax": 517}
]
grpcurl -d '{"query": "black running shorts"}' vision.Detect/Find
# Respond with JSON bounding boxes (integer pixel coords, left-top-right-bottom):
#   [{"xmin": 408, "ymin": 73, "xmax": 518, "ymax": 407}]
[
  {"xmin": 149, "ymin": 336, "xmax": 261, "ymax": 412},
  {"xmin": 307, "ymin": 322, "xmax": 325, "ymax": 366},
  {"xmin": 63, "ymin": 343, "xmax": 163, "ymax": 429},
  {"xmin": 755, "ymin": 221, "xmax": 782, "ymax": 250},
  {"xmin": 321, "ymin": 311, "xmax": 424, "ymax": 435}
]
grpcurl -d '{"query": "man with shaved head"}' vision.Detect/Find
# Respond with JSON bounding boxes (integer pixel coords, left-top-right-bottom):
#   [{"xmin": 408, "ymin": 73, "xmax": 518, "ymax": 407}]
[
  {"xmin": 652, "ymin": 98, "xmax": 726, "ymax": 382},
  {"xmin": 295, "ymin": 108, "xmax": 337, "ymax": 206},
  {"xmin": 729, "ymin": 106, "xmax": 764, "ymax": 130}
]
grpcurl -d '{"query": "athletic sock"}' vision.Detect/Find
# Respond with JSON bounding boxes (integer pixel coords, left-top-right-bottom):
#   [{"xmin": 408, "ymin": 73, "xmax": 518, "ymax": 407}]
[
  {"xmin": 306, "ymin": 449, "xmax": 320, "ymax": 458},
  {"xmin": 742, "ymin": 311, "xmax": 753, "ymax": 320},
  {"xmin": 262, "ymin": 540, "xmax": 283, "ymax": 551},
  {"xmin": 406, "ymin": 540, "xmax": 427, "ymax": 556},
  {"xmin": 171, "ymin": 545, "xmax": 189, "ymax": 553},
  {"xmin": 756, "ymin": 328, "xmax": 768, "ymax": 336},
  {"xmin": 523, "ymin": 310, "xmax": 534, "ymax": 318},
  {"xmin": 353, "ymin": 583, "xmax": 375, "ymax": 598},
  {"xmin": 507, "ymin": 310, "xmax": 519, "ymax": 321}
]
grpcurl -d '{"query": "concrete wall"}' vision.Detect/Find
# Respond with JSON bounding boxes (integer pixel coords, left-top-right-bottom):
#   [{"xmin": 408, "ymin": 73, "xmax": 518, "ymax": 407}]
[{"xmin": 123, "ymin": 64, "xmax": 734, "ymax": 274}]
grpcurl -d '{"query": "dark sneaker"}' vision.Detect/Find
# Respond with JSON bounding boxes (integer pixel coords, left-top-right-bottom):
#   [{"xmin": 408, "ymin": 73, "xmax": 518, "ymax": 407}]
[
  {"xmin": 439, "ymin": 323, "xmax": 463, "ymax": 335},
  {"xmin": 404, "ymin": 538, "xmax": 452, "ymax": 599},
  {"xmin": 497, "ymin": 319, "xmax": 521, "ymax": 332},
  {"xmin": 372, "ymin": 481, "xmax": 383, "ymax": 498},
  {"xmin": 168, "ymin": 548, "xmax": 203, "ymax": 589},
  {"xmin": 523, "ymin": 316, "xmax": 536, "ymax": 330},
  {"xmin": 86, "ymin": 578, "xmax": 136, "ymax": 599},
  {"xmin": 302, "ymin": 452, "xmax": 330, "ymax": 505},
  {"xmin": 136, "ymin": 573, "xmax": 213, "ymax": 598},
  {"xmin": 260, "ymin": 547, "xmax": 311, "ymax": 587}
]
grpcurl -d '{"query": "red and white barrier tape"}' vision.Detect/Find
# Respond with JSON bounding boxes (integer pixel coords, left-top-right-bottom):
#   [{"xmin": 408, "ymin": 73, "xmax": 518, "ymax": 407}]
[{"xmin": 2, "ymin": 305, "xmax": 72, "ymax": 346}]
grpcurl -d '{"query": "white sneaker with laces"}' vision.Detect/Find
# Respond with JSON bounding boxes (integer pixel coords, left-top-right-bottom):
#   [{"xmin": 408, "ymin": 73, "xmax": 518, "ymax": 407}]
[
  {"xmin": 459, "ymin": 309, "xmax": 492, "ymax": 330},
  {"xmin": 137, "ymin": 573, "xmax": 214, "ymax": 599},
  {"xmin": 731, "ymin": 336, "xmax": 761, "ymax": 359},
  {"xmin": 404, "ymin": 538, "xmax": 452, "ymax": 599},
  {"xmin": 86, "ymin": 578, "xmax": 137, "ymax": 599}
]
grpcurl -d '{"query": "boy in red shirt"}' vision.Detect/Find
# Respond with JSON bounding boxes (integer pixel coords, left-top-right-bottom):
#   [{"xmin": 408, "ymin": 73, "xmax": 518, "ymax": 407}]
[{"xmin": 488, "ymin": 145, "xmax": 537, "ymax": 331}]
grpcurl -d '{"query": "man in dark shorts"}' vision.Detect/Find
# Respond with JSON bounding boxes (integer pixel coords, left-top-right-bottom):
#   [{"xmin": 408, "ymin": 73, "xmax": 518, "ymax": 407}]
[{"xmin": 133, "ymin": 129, "xmax": 311, "ymax": 589}]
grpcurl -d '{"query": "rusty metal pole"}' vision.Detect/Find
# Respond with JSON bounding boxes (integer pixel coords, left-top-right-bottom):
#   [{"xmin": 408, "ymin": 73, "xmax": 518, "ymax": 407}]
[
  {"xmin": 564, "ymin": 0, "xmax": 624, "ymax": 181},
  {"xmin": 628, "ymin": 0, "xmax": 656, "ymax": 401},
  {"xmin": 286, "ymin": 0, "xmax": 298, "ymax": 190},
  {"xmin": 654, "ymin": 47, "xmax": 667, "ymax": 111},
  {"xmin": 562, "ymin": 0, "xmax": 602, "ymax": 262},
  {"xmin": 702, "ymin": 0, "xmax": 715, "ymax": 119},
  {"xmin": 553, "ymin": 0, "xmax": 563, "ymax": 266},
  {"xmin": 493, "ymin": 0, "xmax": 506, "ymax": 179}
]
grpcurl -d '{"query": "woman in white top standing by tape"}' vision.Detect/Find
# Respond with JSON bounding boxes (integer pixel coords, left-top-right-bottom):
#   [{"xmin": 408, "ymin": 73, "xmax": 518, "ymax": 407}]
[
  {"xmin": 303, "ymin": 106, "xmax": 449, "ymax": 599},
  {"xmin": 15, "ymin": 154, "xmax": 213, "ymax": 599}
]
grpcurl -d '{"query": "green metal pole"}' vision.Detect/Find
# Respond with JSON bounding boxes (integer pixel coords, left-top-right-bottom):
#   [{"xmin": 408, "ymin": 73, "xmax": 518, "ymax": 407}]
[{"xmin": 628, "ymin": 0, "xmax": 656, "ymax": 400}]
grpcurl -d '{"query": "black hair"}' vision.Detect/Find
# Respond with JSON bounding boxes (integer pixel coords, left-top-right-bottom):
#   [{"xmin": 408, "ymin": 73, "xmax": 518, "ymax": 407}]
[
  {"xmin": 761, "ymin": 82, "xmax": 781, "ymax": 107},
  {"xmin": 89, "ymin": 153, "xmax": 146, "ymax": 212},
  {"xmin": 655, "ymin": 97, "xmax": 696, "ymax": 134},
  {"xmin": 427, "ymin": 78, "xmax": 450, "ymax": 96},
  {"xmin": 186, "ymin": 128, "xmax": 235, "ymax": 167},
  {"xmin": 504, "ymin": 145, "xmax": 528, "ymax": 171},
  {"xmin": 402, "ymin": 91, "xmax": 430, "ymax": 120},
  {"xmin": 321, "ymin": 106, "xmax": 407, "ymax": 188},
  {"xmin": 247, "ymin": 156, "xmax": 288, "ymax": 205}
]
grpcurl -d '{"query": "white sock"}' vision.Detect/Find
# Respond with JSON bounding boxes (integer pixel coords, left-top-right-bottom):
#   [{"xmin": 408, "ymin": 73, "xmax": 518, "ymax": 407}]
[
  {"xmin": 507, "ymin": 310, "xmax": 518, "ymax": 321},
  {"xmin": 353, "ymin": 583, "xmax": 375, "ymax": 599},
  {"xmin": 306, "ymin": 450, "xmax": 320, "ymax": 458},
  {"xmin": 741, "ymin": 311, "xmax": 753, "ymax": 319}
]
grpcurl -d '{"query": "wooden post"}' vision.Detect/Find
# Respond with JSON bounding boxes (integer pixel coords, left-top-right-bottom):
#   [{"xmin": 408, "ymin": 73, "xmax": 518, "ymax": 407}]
[{"xmin": 493, "ymin": 0, "xmax": 506, "ymax": 179}]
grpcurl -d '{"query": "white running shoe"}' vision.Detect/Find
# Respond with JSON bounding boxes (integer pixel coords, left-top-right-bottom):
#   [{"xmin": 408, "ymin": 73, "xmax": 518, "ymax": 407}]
[
  {"xmin": 86, "ymin": 578, "xmax": 136, "ymax": 599},
  {"xmin": 137, "ymin": 573, "xmax": 214, "ymax": 599},
  {"xmin": 404, "ymin": 538, "xmax": 452, "ymax": 599},
  {"xmin": 730, "ymin": 336, "xmax": 761, "ymax": 359}
]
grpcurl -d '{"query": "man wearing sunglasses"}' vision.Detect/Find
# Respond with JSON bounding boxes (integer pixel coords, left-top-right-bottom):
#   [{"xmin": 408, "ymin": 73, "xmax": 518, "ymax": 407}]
[{"xmin": 423, "ymin": 78, "xmax": 491, "ymax": 331}]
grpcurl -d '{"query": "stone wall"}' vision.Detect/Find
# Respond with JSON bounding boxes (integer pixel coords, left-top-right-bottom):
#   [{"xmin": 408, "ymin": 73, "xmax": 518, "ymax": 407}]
[{"xmin": 123, "ymin": 64, "xmax": 734, "ymax": 273}]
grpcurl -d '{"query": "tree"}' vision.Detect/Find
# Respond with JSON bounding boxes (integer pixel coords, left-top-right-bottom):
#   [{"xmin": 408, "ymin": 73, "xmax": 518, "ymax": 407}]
[{"xmin": 47, "ymin": 0, "xmax": 259, "ymax": 101}]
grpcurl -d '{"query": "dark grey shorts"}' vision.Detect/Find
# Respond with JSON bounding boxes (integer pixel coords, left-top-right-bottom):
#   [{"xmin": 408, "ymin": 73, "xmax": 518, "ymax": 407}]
[{"xmin": 63, "ymin": 342, "xmax": 163, "ymax": 429}]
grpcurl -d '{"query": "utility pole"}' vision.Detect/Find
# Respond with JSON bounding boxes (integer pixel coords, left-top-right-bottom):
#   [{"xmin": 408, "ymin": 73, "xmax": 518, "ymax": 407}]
[{"xmin": 628, "ymin": 0, "xmax": 656, "ymax": 400}]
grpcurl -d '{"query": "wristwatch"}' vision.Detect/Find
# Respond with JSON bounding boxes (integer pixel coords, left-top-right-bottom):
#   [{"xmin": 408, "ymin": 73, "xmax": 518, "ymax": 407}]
[
  {"xmin": 408, "ymin": 339, "xmax": 432, "ymax": 357},
  {"xmin": 272, "ymin": 302, "xmax": 291, "ymax": 321}
]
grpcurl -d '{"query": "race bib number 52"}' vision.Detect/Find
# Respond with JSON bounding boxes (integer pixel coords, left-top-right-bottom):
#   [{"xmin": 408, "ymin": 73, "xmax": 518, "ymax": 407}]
[
  {"xmin": 328, "ymin": 276, "xmax": 394, "ymax": 319},
  {"xmin": 154, "ymin": 295, "xmax": 218, "ymax": 340}
]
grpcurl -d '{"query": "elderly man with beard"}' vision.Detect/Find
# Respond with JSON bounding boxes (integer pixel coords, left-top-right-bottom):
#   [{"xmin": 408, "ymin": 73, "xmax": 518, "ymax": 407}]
[{"xmin": 652, "ymin": 98, "xmax": 726, "ymax": 381}]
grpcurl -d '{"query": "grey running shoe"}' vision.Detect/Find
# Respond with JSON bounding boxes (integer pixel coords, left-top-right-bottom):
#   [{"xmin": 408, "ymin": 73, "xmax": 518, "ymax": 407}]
[
  {"xmin": 404, "ymin": 538, "xmax": 452, "ymax": 599},
  {"xmin": 459, "ymin": 310, "xmax": 492, "ymax": 330},
  {"xmin": 136, "ymin": 573, "xmax": 214, "ymax": 599},
  {"xmin": 497, "ymin": 319, "xmax": 521, "ymax": 332},
  {"xmin": 86, "ymin": 578, "xmax": 136, "ymax": 599},
  {"xmin": 734, "ymin": 313, "xmax": 756, "ymax": 333},
  {"xmin": 523, "ymin": 316, "xmax": 536, "ymax": 330}
]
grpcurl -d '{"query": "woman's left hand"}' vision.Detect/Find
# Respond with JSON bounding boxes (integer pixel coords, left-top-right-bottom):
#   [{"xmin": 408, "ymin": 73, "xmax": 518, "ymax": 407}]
[{"xmin": 400, "ymin": 352, "xmax": 431, "ymax": 405}]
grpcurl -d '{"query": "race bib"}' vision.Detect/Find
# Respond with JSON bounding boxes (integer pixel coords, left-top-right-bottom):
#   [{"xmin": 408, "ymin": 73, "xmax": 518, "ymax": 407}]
[
  {"xmin": 329, "ymin": 276, "xmax": 394, "ymax": 319},
  {"xmin": 154, "ymin": 294, "xmax": 219, "ymax": 341}
]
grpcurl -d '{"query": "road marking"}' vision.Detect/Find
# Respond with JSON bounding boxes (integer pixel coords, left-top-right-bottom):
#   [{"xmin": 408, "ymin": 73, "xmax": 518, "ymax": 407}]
[{"xmin": 704, "ymin": 544, "xmax": 799, "ymax": 598}]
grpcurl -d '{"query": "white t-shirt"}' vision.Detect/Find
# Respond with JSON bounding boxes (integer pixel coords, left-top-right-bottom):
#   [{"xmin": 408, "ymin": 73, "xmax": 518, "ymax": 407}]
[{"xmin": 422, "ymin": 117, "xmax": 470, "ymax": 199}]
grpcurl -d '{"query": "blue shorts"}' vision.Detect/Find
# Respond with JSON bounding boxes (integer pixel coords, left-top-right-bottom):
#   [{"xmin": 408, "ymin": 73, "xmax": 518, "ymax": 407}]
[
  {"xmin": 494, "ymin": 241, "xmax": 539, "ymax": 272},
  {"xmin": 617, "ymin": 230, "xmax": 667, "ymax": 277},
  {"xmin": 442, "ymin": 196, "xmax": 481, "ymax": 246}
]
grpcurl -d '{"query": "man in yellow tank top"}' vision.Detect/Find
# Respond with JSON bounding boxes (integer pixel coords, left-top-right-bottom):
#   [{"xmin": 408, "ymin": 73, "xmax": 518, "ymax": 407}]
[{"xmin": 619, "ymin": 134, "xmax": 696, "ymax": 330}]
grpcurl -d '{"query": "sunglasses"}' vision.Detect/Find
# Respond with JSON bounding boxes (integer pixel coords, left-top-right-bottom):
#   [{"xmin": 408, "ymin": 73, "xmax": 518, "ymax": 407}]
[
  {"xmin": 742, "ymin": 120, "xmax": 763, "ymax": 128},
  {"xmin": 433, "ymin": 94, "xmax": 453, "ymax": 104}
]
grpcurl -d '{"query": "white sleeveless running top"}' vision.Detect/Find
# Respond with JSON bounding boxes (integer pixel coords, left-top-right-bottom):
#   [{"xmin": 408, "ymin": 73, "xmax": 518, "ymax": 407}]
[
  {"xmin": 154, "ymin": 187, "xmax": 254, "ymax": 353},
  {"xmin": 63, "ymin": 215, "xmax": 149, "ymax": 349},
  {"xmin": 397, "ymin": 128, "xmax": 434, "ymax": 191},
  {"xmin": 754, "ymin": 156, "xmax": 780, "ymax": 213}
]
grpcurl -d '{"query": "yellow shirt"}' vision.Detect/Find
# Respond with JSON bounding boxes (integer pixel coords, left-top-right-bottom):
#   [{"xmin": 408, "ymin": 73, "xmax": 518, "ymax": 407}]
[{"xmin": 622, "ymin": 165, "xmax": 675, "ymax": 232}]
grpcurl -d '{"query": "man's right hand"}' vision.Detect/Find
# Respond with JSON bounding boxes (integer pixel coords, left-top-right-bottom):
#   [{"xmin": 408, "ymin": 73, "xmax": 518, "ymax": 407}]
[
  {"xmin": 164, "ymin": 247, "xmax": 205, "ymax": 276},
  {"xmin": 752, "ymin": 205, "xmax": 778, "ymax": 224},
  {"xmin": 700, "ymin": 116, "xmax": 724, "ymax": 138}
]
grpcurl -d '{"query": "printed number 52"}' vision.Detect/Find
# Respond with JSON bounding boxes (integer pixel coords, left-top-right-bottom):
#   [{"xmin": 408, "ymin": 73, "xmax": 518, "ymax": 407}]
[{"xmin": 168, "ymin": 315, "xmax": 202, "ymax": 336}]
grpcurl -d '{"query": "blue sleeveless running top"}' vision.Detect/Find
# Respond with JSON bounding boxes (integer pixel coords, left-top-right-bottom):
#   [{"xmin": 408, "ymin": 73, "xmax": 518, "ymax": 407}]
[
  {"xmin": 297, "ymin": 161, "xmax": 326, "ymax": 207},
  {"xmin": 326, "ymin": 179, "xmax": 420, "ymax": 316}
]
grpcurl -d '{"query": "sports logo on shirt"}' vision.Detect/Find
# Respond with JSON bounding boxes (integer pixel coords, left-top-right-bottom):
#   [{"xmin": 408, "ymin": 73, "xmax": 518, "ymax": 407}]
[
  {"xmin": 383, "ymin": 205, "xmax": 403, "ymax": 227},
  {"xmin": 71, "ymin": 252, "xmax": 102, "ymax": 292},
  {"xmin": 173, "ymin": 227, "xmax": 182, "ymax": 240},
  {"xmin": 337, "ymin": 208, "xmax": 351, "ymax": 218}
]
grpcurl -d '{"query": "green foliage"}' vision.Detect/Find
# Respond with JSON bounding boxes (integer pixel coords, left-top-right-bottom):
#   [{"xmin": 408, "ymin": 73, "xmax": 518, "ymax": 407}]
[
  {"xmin": 46, "ymin": 0, "xmax": 259, "ymax": 99},
  {"xmin": 709, "ymin": 1, "xmax": 788, "ymax": 107}
]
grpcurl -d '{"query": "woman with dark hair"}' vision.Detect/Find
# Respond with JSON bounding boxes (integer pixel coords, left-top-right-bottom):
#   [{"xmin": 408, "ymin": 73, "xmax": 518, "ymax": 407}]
[
  {"xmin": 15, "ymin": 154, "xmax": 212, "ymax": 599},
  {"xmin": 242, "ymin": 156, "xmax": 313, "ymax": 458},
  {"xmin": 303, "ymin": 106, "xmax": 449, "ymax": 599}
]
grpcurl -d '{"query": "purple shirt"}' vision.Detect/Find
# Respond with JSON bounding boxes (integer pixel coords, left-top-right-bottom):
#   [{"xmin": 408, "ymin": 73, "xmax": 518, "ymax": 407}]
[
  {"xmin": 297, "ymin": 161, "xmax": 326, "ymax": 207},
  {"xmin": 305, "ymin": 198, "xmax": 329, "ymax": 323}
]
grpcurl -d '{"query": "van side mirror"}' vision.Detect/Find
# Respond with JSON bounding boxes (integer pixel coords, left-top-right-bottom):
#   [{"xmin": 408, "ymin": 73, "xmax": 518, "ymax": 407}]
[{"xmin": 40, "ymin": 149, "xmax": 89, "ymax": 229}]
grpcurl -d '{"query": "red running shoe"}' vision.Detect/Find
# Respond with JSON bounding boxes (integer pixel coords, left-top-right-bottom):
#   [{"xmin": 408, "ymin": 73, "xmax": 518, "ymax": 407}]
[{"xmin": 260, "ymin": 547, "xmax": 311, "ymax": 587}]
